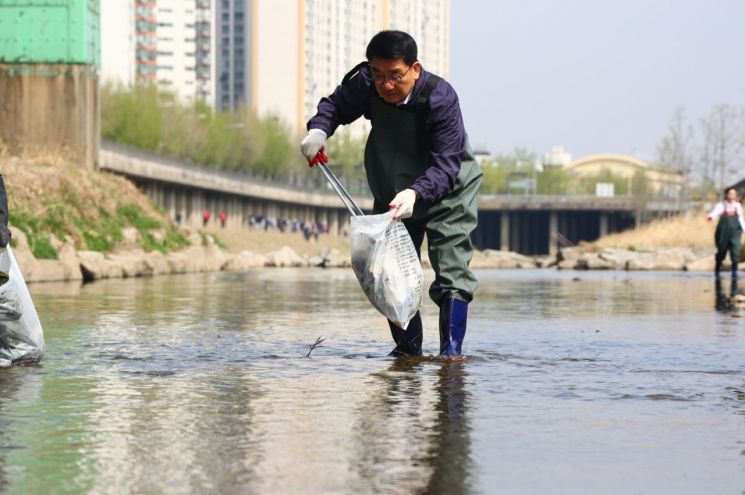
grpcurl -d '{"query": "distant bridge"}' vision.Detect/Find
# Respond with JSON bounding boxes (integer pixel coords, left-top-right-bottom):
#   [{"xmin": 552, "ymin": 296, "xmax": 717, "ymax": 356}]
[{"xmin": 100, "ymin": 142, "xmax": 689, "ymax": 255}]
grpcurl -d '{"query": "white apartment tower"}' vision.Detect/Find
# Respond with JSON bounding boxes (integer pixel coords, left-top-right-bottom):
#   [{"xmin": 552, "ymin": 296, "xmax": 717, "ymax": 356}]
[
  {"xmin": 155, "ymin": 1, "xmax": 198, "ymax": 97},
  {"xmin": 245, "ymin": 0, "xmax": 451, "ymax": 134},
  {"xmin": 101, "ymin": 0, "xmax": 216, "ymax": 106}
]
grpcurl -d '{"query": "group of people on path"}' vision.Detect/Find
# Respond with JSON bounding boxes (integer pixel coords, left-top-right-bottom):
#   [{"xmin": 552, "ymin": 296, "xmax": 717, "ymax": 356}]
[{"xmin": 200, "ymin": 210, "xmax": 229, "ymax": 228}]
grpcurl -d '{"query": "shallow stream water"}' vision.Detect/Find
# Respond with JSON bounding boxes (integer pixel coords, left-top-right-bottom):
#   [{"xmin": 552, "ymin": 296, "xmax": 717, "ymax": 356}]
[{"xmin": 1, "ymin": 269, "xmax": 744, "ymax": 494}]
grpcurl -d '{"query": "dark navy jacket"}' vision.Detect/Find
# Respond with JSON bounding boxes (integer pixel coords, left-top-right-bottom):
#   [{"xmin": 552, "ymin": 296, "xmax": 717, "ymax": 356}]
[{"xmin": 307, "ymin": 64, "xmax": 469, "ymax": 204}]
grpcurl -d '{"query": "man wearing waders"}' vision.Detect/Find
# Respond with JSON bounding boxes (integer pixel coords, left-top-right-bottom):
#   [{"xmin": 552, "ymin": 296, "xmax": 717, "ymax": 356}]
[
  {"xmin": 300, "ymin": 31, "xmax": 483, "ymax": 357},
  {"xmin": 0, "ymin": 175, "xmax": 10, "ymax": 248},
  {"xmin": 707, "ymin": 187, "xmax": 745, "ymax": 278}
]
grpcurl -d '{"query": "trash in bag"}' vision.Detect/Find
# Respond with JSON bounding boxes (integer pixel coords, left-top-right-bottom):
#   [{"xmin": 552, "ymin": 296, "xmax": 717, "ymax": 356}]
[
  {"xmin": 0, "ymin": 246, "xmax": 45, "ymax": 366},
  {"xmin": 350, "ymin": 211, "xmax": 423, "ymax": 329}
]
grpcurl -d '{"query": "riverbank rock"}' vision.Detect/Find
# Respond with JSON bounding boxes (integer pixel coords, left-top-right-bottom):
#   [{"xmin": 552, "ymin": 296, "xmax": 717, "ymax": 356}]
[
  {"xmin": 535, "ymin": 256, "xmax": 556, "ymax": 269},
  {"xmin": 557, "ymin": 246, "xmax": 720, "ymax": 271},
  {"xmin": 685, "ymin": 255, "xmax": 716, "ymax": 272},
  {"xmin": 223, "ymin": 251, "xmax": 268, "ymax": 271},
  {"xmin": 181, "ymin": 243, "xmax": 228, "ymax": 272},
  {"xmin": 78, "ymin": 250, "xmax": 107, "ymax": 280},
  {"xmin": 596, "ymin": 248, "xmax": 639, "ymax": 270},
  {"xmin": 320, "ymin": 248, "xmax": 350, "ymax": 268},
  {"xmin": 108, "ymin": 250, "xmax": 153, "ymax": 277},
  {"xmin": 266, "ymin": 246, "xmax": 307, "ymax": 267},
  {"xmin": 143, "ymin": 251, "xmax": 171, "ymax": 275},
  {"xmin": 15, "ymin": 243, "xmax": 83, "ymax": 282},
  {"xmin": 471, "ymin": 249, "xmax": 536, "ymax": 269},
  {"xmin": 581, "ymin": 252, "xmax": 616, "ymax": 270},
  {"xmin": 557, "ymin": 247, "xmax": 590, "ymax": 270}
]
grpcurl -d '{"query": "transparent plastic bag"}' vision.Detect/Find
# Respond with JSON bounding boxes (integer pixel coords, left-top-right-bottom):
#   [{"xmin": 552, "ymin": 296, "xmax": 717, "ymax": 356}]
[
  {"xmin": 350, "ymin": 211, "xmax": 423, "ymax": 329},
  {"xmin": 0, "ymin": 246, "xmax": 45, "ymax": 366}
]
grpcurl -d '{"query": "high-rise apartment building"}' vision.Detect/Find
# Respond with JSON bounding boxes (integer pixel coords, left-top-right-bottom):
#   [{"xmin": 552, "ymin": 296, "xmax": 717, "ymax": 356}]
[
  {"xmin": 102, "ymin": 0, "xmax": 216, "ymax": 105},
  {"xmin": 195, "ymin": 0, "xmax": 213, "ymax": 102},
  {"xmin": 134, "ymin": 1, "xmax": 157, "ymax": 84},
  {"xmin": 215, "ymin": 0, "xmax": 248, "ymax": 111}
]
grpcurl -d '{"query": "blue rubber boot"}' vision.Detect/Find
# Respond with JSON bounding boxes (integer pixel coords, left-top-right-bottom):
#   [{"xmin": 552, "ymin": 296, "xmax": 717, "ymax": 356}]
[
  {"xmin": 388, "ymin": 312, "xmax": 423, "ymax": 357},
  {"xmin": 439, "ymin": 298, "xmax": 468, "ymax": 357}
]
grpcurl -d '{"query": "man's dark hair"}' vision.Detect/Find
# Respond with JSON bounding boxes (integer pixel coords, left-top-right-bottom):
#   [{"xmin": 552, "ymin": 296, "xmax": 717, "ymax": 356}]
[{"xmin": 366, "ymin": 30, "xmax": 417, "ymax": 65}]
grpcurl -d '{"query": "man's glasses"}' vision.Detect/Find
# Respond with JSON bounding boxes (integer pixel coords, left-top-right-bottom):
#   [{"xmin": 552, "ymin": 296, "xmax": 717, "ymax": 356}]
[{"xmin": 370, "ymin": 63, "xmax": 414, "ymax": 85}]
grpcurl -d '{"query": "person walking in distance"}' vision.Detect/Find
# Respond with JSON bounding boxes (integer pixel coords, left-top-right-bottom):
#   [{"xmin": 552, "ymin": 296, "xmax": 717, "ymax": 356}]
[{"xmin": 707, "ymin": 187, "xmax": 745, "ymax": 278}]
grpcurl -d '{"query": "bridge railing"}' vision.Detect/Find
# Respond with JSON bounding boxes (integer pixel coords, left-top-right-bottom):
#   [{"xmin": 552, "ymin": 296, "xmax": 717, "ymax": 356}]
[{"xmin": 100, "ymin": 140, "xmax": 372, "ymax": 197}]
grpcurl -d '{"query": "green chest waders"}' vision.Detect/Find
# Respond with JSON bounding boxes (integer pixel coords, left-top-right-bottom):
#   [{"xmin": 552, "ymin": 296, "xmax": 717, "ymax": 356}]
[
  {"xmin": 715, "ymin": 210, "xmax": 742, "ymax": 277},
  {"xmin": 363, "ymin": 82, "xmax": 483, "ymax": 356}
]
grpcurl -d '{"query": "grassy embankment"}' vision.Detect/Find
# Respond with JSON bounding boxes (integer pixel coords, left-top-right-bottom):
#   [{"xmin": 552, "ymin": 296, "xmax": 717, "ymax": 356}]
[
  {"xmin": 1, "ymin": 151, "xmax": 188, "ymax": 259},
  {"xmin": 2, "ymin": 149, "xmax": 351, "ymax": 260}
]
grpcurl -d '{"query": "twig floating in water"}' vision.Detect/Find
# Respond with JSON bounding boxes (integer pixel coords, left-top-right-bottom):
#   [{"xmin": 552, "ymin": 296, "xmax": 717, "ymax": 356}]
[{"xmin": 306, "ymin": 336, "xmax": 325, "ymax": 358}]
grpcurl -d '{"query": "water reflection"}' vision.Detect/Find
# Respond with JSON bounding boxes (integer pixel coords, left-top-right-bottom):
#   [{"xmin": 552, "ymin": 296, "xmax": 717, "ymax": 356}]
[
  {"xmin": 0, "ymin": 368, "xmax": 38, "ymax": 492},
  {"xmin": 715, "ymin": 278, "xmax": 739, "ymax": 314},
  {"xmin": 423, "ymin": 360, "xmax": 472, "ymax": 495},
  {"xmin": 85, "ymin": 367, "xmax": 264, "ymax": 494},
  {"xmin": 354, "ymin": 358, "xmax": 472, "ymax": 494}
]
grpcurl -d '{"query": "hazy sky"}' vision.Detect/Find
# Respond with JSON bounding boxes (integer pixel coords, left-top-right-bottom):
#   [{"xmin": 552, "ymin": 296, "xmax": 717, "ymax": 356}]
[{"xmin": 449, "ymin": 0, "xmax": 745, "ymax": 161}]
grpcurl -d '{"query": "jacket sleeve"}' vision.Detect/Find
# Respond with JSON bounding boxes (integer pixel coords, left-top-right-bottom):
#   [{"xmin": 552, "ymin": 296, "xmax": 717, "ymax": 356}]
[
  {"xmin": 707, "ymin": 202, "xmax": 724, "ymax": 220},
  {"xmin": 409, "ymin": 81, "xmax": 468, "ymax": 203},
  {"xmin": 739, "ymin": 203, "xmax": 745, "ymax": 232},
  {"xmin": 306, "ymin": 66, "xmax": 372, "ymax": 138}
]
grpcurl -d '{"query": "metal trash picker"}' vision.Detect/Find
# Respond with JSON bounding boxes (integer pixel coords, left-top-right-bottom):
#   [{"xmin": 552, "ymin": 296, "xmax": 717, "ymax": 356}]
[{"xmin": 312, "ymin": 149, "xmax": 423, "ymax": 329}]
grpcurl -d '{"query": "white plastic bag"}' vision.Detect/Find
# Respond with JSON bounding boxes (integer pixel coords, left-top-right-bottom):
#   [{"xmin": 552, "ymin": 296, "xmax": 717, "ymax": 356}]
[
  {"xmin": 0, "ymin": 246, "xmax": 45, "ymax": 366},
  {"xmin": 350, "ymin": 211, "xmax": 423, "ymax": 329}
]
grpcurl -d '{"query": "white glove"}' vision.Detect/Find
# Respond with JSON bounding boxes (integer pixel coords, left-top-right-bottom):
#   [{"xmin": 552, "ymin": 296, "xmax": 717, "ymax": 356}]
[
  {"xmin": 300, "ymin": 129, "xmax": 327, "ymax": 162},
  {"xmin": 389, "ymin": 189, "xmax": 417, "ymax": 220}
]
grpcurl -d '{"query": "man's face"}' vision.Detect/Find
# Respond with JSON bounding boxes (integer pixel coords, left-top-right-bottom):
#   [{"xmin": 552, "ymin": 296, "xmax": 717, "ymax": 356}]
[
  {"xmin": 369, "ymin": 57, "xmax": 421, "ymax": 105},
  {"xmin": 727, "ymin": 189, "xmax": 737, "ymax": 202}
]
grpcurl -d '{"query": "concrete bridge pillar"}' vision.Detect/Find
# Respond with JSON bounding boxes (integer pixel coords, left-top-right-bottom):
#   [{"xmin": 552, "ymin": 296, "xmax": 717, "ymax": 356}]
[
  {"xmin": 599, "ymin": 213, "xmax": 609, "ymax": 238},
  {"xmin": 500, "ymin": 211, "xmax": 510, "ymax": 252},
  {"xmin": 549, "ymin": 211, "xmax": 558, "ymax": 257}
]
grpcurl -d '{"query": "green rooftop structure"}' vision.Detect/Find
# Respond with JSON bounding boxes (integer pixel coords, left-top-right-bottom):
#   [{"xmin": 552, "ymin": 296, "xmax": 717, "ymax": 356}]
[
  {"xmin": 0, "ymin": 0, "xmax": 100, "ymax": 66},
  {"xmin": 0, "ymin": 0, "xmax": 100, "ymax": 169}
]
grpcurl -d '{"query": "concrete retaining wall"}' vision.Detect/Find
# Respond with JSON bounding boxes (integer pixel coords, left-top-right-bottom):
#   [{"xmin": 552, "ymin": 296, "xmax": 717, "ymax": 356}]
[{"xmin": 0, "ymin": 64, "xmax": 99, "ymax": 170}]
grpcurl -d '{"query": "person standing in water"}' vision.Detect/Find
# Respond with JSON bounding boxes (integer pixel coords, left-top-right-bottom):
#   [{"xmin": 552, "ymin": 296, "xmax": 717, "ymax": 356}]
[
  {"xmin": 707, "ymin": 187, "xmax": 745, "ymax": 278},
  {"xmin": 300, "ymin": 31, "xmax": 483, "ymax": 357}
]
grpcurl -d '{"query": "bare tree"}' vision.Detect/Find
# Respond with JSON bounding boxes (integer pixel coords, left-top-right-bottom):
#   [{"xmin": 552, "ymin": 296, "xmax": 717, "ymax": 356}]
[
  {"xmin": 698, "ymin": 104, "xmax": 745, "ymax": 188},
  {"xmin": 656, "ymin": 106, "xmax": 694, "ymax": 179},
  {"xmin": 657, "ymin": 106, "xmax": 699, "ymax": 200}
]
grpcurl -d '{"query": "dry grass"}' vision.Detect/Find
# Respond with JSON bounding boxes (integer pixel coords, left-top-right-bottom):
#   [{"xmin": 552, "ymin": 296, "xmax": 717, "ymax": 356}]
[
  {"xmin": 1, "ymin": 152, "xmax": 163, "ymax": 225},
  {"xmin": 0, "ymin": 147, "xmax": 180, "ymax": 254},
  {"xmin": 593, "ymin": 209, "xmax": 717, "ymax": 249}
]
